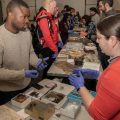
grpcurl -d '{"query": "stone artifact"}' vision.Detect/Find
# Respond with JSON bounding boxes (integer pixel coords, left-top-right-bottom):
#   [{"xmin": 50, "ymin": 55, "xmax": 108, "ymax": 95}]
[
  {"xmin": 25, "ymin": 100, "xmax": 55, "ymax": 120},
  {"xmin": 55, "ymin": 61, "xmax": 76, "ymax": 74},
  {"xmin": 0, "ymin": 105, "xmax": 24, "ymax": 120}
]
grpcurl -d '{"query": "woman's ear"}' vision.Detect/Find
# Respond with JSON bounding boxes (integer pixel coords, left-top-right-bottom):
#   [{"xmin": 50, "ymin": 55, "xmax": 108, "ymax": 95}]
[{"xmin": 110, "ymin": 36, "xmax": 118, "ymax": 48}]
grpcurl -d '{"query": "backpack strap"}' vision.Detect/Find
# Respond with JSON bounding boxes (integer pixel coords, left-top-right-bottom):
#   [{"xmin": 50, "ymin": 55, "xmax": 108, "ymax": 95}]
[
  {"xmin": 36, "ymin": 15, "xmax": 53, "ymax": 33},
  {"xmin": 34, "ymin": 15, "xmax": 53, "ymax": 51},
  {"xmin": 36, "ymin": 15, "xmax": 49, "ymax": 22}
]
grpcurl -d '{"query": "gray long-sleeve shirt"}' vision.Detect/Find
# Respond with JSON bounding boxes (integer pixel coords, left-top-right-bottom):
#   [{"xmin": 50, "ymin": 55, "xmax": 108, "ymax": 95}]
[{"xmin": 0, "ymin": 24, "xmax": 39, "ymax": 91}]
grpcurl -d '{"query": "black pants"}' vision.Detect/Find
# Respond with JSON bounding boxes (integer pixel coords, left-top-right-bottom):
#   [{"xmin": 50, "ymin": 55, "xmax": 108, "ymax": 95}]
[
  {"xmin": 41, "ymin": 47, "xmax": 56, "ymax": 78},
  {"xmin": 0, "ymin": 86, "xmax": 29, "ymax": 105}
]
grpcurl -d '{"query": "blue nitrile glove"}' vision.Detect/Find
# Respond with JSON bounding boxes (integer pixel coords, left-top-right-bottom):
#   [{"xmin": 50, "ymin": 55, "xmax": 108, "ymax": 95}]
[
  {"xmin": 25, "ymin": 70, "xmax": 39, "ymax": 78},
  {"xmin": 51, "ymin": 53, "xmax": 57, "ymax": 59},
  {"xmin": 68, "ymin": 72, "xmax": 85, "ymax": 91},
  {"xmin": 73, "ymin": 68, "xmax": 99, "ymax": 80},
  {"xmin": 58, "ymin": 40, "xmax": 64, "ymax": 48},
  {"xmin": 36, "ymin": 57, "xmax": 49, "ymax": 71}
]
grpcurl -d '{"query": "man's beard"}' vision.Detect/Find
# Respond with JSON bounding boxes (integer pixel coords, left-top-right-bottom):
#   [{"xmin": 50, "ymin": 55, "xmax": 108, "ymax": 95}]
[{"xmin": 12, "ymin": 22, "xmax": 26, "ymax": 33}]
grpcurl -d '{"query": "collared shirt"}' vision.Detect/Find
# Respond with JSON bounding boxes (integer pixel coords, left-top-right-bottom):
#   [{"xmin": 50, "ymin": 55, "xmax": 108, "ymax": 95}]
[{"xmin": 108, "ymin": 56, "xmax": 120, "ymax": 64}]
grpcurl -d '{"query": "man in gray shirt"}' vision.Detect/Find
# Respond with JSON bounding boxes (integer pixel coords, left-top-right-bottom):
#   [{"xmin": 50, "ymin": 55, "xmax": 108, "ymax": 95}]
[
  {"xmin": 97, "ymin": 0, "xmax": 116, "ymax": 70},
  {"xmin": 99, "ymin": 0, "xmax": 116, "ymax": 18},
  {"xmin": 0, "ymin": 0, "xmax": 47, "ymax": 104}
]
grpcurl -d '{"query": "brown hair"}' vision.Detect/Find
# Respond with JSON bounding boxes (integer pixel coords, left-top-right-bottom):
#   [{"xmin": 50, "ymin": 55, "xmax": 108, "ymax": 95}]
[
  {"xmin": 97, "ymin": 14, "xmax": 120, "ymax": 40},
  {"xmin": 100, "ymin": 0, "xmax": 113, "ymax": 7}
]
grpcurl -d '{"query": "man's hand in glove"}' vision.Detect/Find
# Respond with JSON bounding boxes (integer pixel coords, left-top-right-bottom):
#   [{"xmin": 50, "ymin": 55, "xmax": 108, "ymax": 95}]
[
  {"xmin": 58, "ymin": 40, "xmax": 64, "ymax": 49},
  {"xmin": 51, "ymin": 53, "xmax": 57, "ymax": 59},
  {"xmin": 36, "ymin": 57, "xmax": 49, "ymax": 71}
]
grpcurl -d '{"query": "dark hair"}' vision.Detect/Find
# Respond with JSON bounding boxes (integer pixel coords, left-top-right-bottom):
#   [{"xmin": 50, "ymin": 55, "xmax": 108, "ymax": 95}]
[
  {"xmin": 90, "ymin": 7, "xmax": 99, "ymax": 14},
  {"xmin": 63, "ymin": 13, "xmax": 71, "ymax": 22},
  {"xmin": 102, "ymin": 0, "xmax": 113, "ymax": 7},
  {"xmin": 82, "ymin": 15, "xmax": 91, "ymax": 26},
  {"xmin": 7, "ymin": 0, "xmax": 29, "ymax": 14},
  {"xmin": 97, "ymin": 14, "xmax": 120, "ymax": 40},
  {"xmin": 76, "ymin": 11, "xmax": 81, "ymax": 21},
  {"xmin": 64, "ymin": 5, "xmax": 70, "ymax": 12}
]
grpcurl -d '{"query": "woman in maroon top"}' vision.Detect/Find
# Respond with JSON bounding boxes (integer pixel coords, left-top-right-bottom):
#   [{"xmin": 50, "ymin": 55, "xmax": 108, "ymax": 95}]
[{"xmin": 69, "ymin": 14, "xmax": 120, "ymax": 120}]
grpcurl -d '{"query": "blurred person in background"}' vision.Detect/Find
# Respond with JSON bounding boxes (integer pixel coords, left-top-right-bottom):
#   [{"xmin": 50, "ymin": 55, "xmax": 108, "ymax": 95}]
[
  {"xmin": 98, "ymin": 0, "xmax": 116, "ymax": 19},
  {"xmin": 53, "ymin": 7, "xmax": 64, "ymax": 51},
  {"xmin": 81, "ymin": 15, "xmax": 96, "ymax": 42},
  {"xmin": 58, "ymin": 13, "xmax": 68, "ymax": 44},
  {"xmin": 69, "ymin": 7, "xmax": 76, "ymax": 30},
  {"xmin": 89, "ymin": 7, "xmax": 100, "ymax": 25},
  {"xmin": 97, "ymin": 0, "xmax": 116, "ymax": 70},
  {"xmin": 74, "ymin": 11, "xmax": 81, "ymax": 26},
  {"xmin": 61, "ymin": 5, "xmax": 70, "ymax": 15}
]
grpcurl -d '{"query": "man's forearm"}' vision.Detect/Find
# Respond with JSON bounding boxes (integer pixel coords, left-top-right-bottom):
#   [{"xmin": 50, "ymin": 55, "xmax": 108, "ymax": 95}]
[{"xmin": 0, "ymin": 68, "xmax": 25, "ymax": 80}]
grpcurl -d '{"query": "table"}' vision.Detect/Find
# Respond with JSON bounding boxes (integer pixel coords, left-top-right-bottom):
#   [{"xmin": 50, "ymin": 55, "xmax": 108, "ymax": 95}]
[
  {"xmin": 68, "ymin": 26, "xmax": 87, "ymax": 42},
  {"xmin": 5, "ymin": 79, "xmax": 93, "ymax": 120},
  {"xmin": 68, "ymin": 36, "xmax": 90, "ymax": 43},
  {"xmin": 48, "ymin": 42, "xmax": 100, "ymax": 77},
  {"xmin": 73, "ymin": 27, "xmax": 86, "ymax": 32}
]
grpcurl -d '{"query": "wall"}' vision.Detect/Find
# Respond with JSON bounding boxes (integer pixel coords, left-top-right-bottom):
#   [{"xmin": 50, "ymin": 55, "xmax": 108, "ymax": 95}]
[
  {"xmin": 1, "ymin": 0, "xmax": 86, "ymax": 20},
  {"xmin": 56, "ymin": 0, "xmax": 85, "ymax": 16},
  {"xmin": 36, "ymin": 0, "xmax": 86, "ymax": 16},
  {"xmin": 0, "ymin": 0, "xmax": 3, "ymax": 24},
  {"xmin": 1, "ymin": 0, "xmax": 10, "ymax": 20},
  {"xmin": 85, "ymin": 0, "xmax": 97, "ymax": 14},
  {"xmin": 113, "ymin": 0, "xmax": 120, "ymax": 10},
  {"xmin": 1, "ymin": 0, "xmax": 120, "ymax": 20}
]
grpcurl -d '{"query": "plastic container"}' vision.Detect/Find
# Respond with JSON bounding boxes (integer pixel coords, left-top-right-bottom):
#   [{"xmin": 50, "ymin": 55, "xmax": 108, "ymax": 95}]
[{"xmin": 11, "ymin": 93, "xmax": 31, "ymax": 108}]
